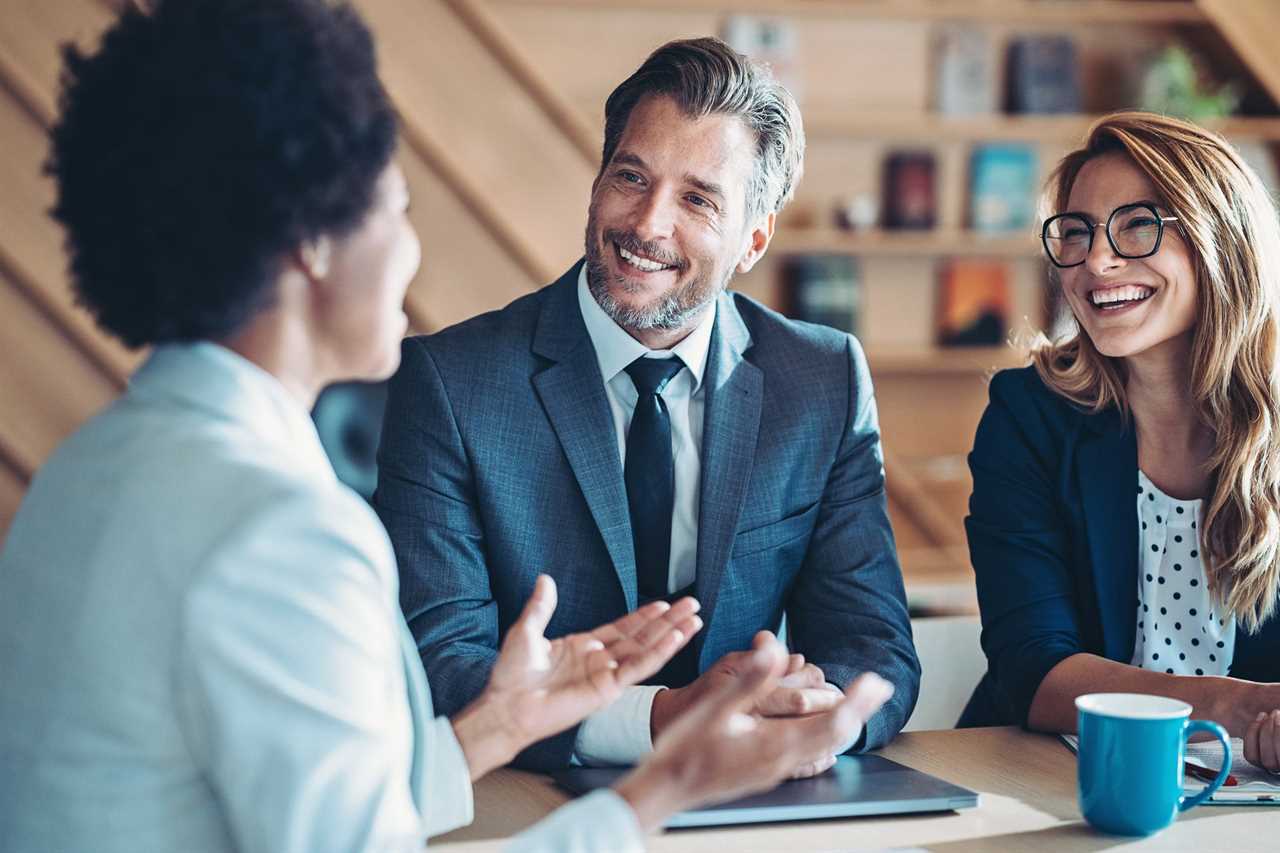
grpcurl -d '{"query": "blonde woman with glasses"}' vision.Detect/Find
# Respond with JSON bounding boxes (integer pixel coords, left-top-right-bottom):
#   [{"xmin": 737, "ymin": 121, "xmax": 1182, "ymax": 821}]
[{"xmin": 961, "ymin": 112, "xmax": 1280, "ymax": 773}]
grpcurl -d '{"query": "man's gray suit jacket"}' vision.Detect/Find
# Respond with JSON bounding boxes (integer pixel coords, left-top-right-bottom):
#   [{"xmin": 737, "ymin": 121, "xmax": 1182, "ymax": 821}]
[{"xmin": 374, "ymin": 261, "xmax": 920, "ymax": 770}]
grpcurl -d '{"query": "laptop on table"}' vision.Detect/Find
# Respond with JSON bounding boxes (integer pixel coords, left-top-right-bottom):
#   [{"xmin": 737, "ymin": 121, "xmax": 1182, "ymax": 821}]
[{"xmin": 554, "ymin": 754, "xmax": 979, "ymax": 829}]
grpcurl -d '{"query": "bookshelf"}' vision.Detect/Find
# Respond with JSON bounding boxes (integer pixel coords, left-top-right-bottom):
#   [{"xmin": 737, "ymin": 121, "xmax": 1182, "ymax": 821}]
[
  {"xmin": 804, "ymin": 113, "xmax": 1280, "ymax": 142},
  {"xmin": 775, "ymin": 229, "xmax": 1037, "ymax": 258}
]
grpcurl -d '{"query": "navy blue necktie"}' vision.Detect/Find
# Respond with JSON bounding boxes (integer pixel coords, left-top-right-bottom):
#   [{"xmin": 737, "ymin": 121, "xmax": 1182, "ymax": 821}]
[{"xmin": 624, "ymin": 356, "xmax": 685, "ymax": 601}]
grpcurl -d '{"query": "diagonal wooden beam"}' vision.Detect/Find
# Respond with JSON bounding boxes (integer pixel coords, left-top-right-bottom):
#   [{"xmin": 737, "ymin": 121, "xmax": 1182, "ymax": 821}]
[
  {"xmin": 0, "ymin": 428, "xmax": 36, "ymax": 485},
  {"xmin": 883, "ymin": 447, "xmax": 966, "ymax": 549},
  {"xmin": 395, "ymin": 111, "xmax": 558, "ymax": 284},
  {"xmin": 443, "ymin": 0, "xmax": 599, "ymax": 166},
  {"xmin": 1197, "ymin": 0, "xmax": 1280, "ymax": 107}
]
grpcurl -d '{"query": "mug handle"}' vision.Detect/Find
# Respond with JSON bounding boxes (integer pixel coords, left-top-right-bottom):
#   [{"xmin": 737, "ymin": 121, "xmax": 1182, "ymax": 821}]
[{"xmin": 1178, "ymin": 719, "xmax": 1232, "ymax": 811}]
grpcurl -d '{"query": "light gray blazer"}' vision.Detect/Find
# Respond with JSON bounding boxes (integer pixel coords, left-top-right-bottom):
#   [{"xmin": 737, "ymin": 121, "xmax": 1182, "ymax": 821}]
[{"xmin": 0, "ymin": 342, "xmax": 639, "ymax": 853}]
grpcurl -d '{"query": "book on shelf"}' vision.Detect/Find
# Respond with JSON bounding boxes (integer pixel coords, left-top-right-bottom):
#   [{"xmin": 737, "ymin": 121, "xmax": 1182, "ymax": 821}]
[
  {"xmin": 936, "ymin": 260, "xmax": 1010, "ymax": 347},
  {"xmin": 932, "ymin": 25, "xmax": 996, "ymax": 116},
  {"xmin": 784, "ymin": 254, "xmax": 861, "ymax": 335},
  {"xmin": 1005, "ymin": 36, "xmax": 1081, "ymax": 114},
  {"xmin": 968, "ymin": 143, "xmax": 1038, "ymax": 233},
  {"xmin": 882, "ymin": 151, "xmax": 937, "ymax": 231},
  {"xmin": 721, "ymin": 14, "xmax": 802, "ymax": 102}
]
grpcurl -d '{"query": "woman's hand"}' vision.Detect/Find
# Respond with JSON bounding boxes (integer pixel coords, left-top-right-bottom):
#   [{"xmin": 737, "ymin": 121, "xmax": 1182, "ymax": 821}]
[
  {"xmin": 1244, "ymin": 709, "xmax": 1280, "ymax": 773},
  {"xmin": 453, "ymin": 575, "xmax": 701, "ymax": 778}
]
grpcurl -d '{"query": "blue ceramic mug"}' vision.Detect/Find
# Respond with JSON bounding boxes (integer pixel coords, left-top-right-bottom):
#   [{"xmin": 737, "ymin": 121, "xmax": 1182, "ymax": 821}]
[{"xmin": 1075, "ymin": 693, "xmax": 1231, "ymax": 835}]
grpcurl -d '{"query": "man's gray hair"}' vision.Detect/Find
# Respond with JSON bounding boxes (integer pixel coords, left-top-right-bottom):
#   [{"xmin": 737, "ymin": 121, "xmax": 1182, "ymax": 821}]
[{"xmin": 600, "ymin": 37, "xmax": 805, "ymax": 220}]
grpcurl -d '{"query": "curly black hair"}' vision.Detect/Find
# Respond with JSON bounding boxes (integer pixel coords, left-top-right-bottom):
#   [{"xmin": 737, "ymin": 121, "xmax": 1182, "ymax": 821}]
[{"xmin": 47, "ymin": 0, "xmax": 398, "ymax": 348}]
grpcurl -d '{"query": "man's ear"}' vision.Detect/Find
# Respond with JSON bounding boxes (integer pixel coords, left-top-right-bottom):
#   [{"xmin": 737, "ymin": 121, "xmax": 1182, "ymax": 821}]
[{"xmin": 737, "ymin": 211, "xmax": 776, "ymax": 274}]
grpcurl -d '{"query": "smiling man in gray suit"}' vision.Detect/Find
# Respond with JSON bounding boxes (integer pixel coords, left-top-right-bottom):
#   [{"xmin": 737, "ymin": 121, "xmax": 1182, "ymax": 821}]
[{"xmin": 375, "ymin": 37, "xmax": 919, "ymax": 772}]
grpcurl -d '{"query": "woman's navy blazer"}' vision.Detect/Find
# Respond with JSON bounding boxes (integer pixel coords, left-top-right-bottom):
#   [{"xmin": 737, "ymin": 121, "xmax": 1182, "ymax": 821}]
[{"xmin": 960, "ymin": 366, "xmax": 1280, "ymax": 728}]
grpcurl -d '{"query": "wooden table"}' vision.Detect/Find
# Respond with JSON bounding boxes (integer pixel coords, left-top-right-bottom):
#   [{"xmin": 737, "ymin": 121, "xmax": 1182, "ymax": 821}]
[{"xmin": 434, "ymin": 727, "xmax": 1268, "ymax": 851}]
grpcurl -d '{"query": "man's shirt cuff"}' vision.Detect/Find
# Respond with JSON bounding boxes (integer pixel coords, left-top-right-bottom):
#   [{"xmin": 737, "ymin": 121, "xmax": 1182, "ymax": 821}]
[{"xmin": 571, "ymin": 685, "xmax": 666, "ymax": 766}]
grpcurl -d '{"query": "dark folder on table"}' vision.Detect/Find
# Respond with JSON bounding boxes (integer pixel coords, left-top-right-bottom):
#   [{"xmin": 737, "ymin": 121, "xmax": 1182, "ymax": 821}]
[{"xmin": 554, "ymin": 754, "xmax": 979, "ymax": 829}]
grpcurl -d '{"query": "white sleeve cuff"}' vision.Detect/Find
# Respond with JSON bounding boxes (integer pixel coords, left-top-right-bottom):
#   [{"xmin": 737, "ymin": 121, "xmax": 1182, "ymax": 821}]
[
  {"xmin": 572, "ymin": 685, "xmax": 666, "ymax": 767},
  {"xmin": 505, "ymin": 789, "xmax": 644, "ymax": 853},
  {"xmin": 422, "ymin": 715, "xmax": 475, "ymax": 837}
]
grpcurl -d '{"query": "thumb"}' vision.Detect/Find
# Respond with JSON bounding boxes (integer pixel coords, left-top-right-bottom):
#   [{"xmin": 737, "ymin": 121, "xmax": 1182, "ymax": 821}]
[
  {"xmin": 704, "ymin": 636, "xmax": 788, "ymax": 720},
  {"xmin": 514, "ymin": 574, "xmax": 557, "ymax": 640}
]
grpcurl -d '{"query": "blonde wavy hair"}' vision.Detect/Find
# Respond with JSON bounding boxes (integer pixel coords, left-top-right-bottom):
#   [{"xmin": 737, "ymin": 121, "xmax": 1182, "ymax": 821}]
[{"xmin": 1033, "ymin": 111, "xmax": 1280, "ymax": 631}]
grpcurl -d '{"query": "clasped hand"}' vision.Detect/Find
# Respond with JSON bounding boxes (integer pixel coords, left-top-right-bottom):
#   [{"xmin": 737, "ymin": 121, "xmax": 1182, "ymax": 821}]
[{"xmin": 651, "ymin": 630, "xmax": 855, "ymax": 777}]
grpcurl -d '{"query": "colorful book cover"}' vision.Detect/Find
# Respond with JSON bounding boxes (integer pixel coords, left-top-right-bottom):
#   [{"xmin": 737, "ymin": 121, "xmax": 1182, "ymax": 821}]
[
  {"xmin": 785, "ymin": 254, "xmax": 861, "ymax": 335},
  {"xmin": 968, "ymin": 143, "xmax": 1037, "ymax": 233},
  {"xmin": 936, "ymin": 260, "xmax": 1010, "ymax": 347}
]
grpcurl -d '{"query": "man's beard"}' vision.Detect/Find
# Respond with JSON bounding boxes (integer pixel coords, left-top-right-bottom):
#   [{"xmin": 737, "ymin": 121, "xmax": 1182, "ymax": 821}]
[{"xmin": 584, "ymin": 212, "xmax": 730, "ymax": 333}]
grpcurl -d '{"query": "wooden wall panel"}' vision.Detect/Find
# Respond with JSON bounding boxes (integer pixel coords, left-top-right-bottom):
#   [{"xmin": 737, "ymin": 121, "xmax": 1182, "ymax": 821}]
[
  {"xmin": 0, "ymin": 462, "xmax": 25, "ymax": 544},
  {"xmin": 0, "ymin": 267, "xmax": 118, "ymax": 470},
  {"xmin": 0, "ymin": 0, "xmax": 138, "ymax": 384},
  {"xmin": 358, "ymin": 0, "xmax": 597, "ymax": 281},
  {"xmin": 490, "ymin": 4, "xmax": 929, "ymax": 129},
  {"xmin": 0, "ymin": 263, "xmax": 119, "ymax": 540},
  {"xmin": 399, "ymin": 150, "xmax": 541, "ymax": 330}
]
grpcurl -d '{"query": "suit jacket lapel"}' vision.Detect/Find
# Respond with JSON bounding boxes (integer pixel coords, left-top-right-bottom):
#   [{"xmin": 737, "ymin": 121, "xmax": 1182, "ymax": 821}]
[
  {"xmin": 531, "ymin": 263, "xmax": 638, "ymax": 611},
  {"xmin": 1078, "ymin": 408, "xmax": 1140, "ymax": 661},
  {"xmin": 695, "ymin": 294, "xmax": 762, "ymax": 641}
]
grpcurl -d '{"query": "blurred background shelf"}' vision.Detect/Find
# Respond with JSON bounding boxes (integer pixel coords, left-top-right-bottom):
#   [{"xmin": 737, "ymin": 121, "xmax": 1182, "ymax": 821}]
[
  {"xmin": 496, "ymin": 0, "xmax": 1210, "ymax": 26},
  {"xmin": 805, "ymin": 112, "xmax": 1280, "ymax": 141},
  {"xmin": 775, "ymin": 228, "xmax": 1038, "ymax": 258}
]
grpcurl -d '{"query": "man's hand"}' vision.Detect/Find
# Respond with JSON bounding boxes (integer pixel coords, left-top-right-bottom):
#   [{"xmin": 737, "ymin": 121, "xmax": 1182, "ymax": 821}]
[
  {"xmin": 650, "ymin": 630, "xmax": 844, "ymax": 776},
  {"xmin": 615, "ymin": 636, "xmax": 894, "ymax": 832},
  {"xmin": 452, "ymin": 575, "xmax": 702, "ymax": 779}
]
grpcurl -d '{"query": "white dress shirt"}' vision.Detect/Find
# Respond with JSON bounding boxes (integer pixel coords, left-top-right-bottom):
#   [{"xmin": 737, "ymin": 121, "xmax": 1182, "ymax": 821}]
[
  {"xmin": 572, "ymin": 267, "xmax": 715, "ymax": 766},
  {"xmin": 0, "ymin": 342, "xmax": 641, "ymax": 853}
]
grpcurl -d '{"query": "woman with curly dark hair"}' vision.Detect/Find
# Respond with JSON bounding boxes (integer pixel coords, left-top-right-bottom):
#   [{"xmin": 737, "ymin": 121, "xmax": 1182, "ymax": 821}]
[{"xmin": 0, "ymin": 3, "xmax": 888, "ymax": 851}]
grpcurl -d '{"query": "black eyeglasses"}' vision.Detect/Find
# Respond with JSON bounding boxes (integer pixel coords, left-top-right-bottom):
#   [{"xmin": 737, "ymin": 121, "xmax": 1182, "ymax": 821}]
[{"xmin": 1041, "ymin": 203, "xmax": 1180, "ymax": 268}]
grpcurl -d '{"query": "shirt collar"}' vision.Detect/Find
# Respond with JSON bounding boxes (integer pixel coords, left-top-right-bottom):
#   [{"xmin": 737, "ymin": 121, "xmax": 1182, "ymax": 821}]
[
  {"xmin": 576, "ymin": 263, "xmax": 716, "ymax": 392},
  {"xmin": 128, "ymin": 341, "xmax": 335, "ymax": 480}
]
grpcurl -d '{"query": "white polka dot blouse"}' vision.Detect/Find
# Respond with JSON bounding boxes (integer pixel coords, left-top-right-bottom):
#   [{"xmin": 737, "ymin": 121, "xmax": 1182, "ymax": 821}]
[{"xmin": 1130, "ymin": 470, "xmax": 1234, "ymax": 676}]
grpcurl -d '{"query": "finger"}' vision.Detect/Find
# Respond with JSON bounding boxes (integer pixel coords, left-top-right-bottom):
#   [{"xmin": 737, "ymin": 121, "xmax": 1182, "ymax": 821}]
[
  {"xmin": 595, "ymin": 599, "xmax": 673, "ymax": 645},
  {"xmin": 751, "ymin": 630, "xmax": 778, "ymax": 652},
  {"xmin": 788, "ymin": 754, "xmax": 837, "ymax": 779},
  {"xmin": 624, "ymin": 598, "xmax": 701, "ymax": 649},
  {"xmin": 786, "ymin": 653, "xmax": 805, "ymax": 675},
  {"xmin": 1263, "ymin": 710, "xmax": 1280, "ymax": 772},
  {"xmin": 613, "ymin": 615, "xmax": 703, "ymax": 687},
  {"xmin": 788, "ymin": 673, "xmax": 893, "ymax": 757},
  {"xmin": 1245, "ymin": 712, "xmax": 1265, "ymax": 768},
  {"xmin": 778, "ymin": 663, "xmax": 827, "ymax": 690},
  {"xmin": 699, "ymin": 637, "xmax": 788, "ymax": 723},
  {"xmin": 757, "ymin": 686, "xmax": 842, "ymax": 718},
  {"xmin": 830, "ymin": 673, "xmax": 895, "ymax": 739},
  {"xmin": 513, "ymin": 575, "xmax": 558, "ymax": 640}
]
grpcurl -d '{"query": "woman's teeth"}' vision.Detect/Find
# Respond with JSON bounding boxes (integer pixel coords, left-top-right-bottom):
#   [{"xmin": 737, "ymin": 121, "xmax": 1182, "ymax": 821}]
[{"xmin": 1091, "ymin": 285, "xmax": 1154, "ymax": 309}]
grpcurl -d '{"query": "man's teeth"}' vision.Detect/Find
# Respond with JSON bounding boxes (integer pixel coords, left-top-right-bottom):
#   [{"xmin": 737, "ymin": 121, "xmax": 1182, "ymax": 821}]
[
  {"xmin": 618, "ymin": 245, "xmax": 671, "ymax": 272},
  {"xmin": 1091, "ymin": 285, "xmax": 1154, "ymax": 307}
]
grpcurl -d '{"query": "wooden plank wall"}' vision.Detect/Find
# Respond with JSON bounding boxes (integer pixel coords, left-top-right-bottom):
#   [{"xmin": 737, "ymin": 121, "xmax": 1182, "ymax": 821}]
[{"xmin": 0, "ymin": 0, "xmax": 579, "ymax": 541}]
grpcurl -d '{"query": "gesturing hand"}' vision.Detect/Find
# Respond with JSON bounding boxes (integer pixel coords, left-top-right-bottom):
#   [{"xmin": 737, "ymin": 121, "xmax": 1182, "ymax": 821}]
[
  {"xmin": 615, "ymin": 635, "xmax": 894, "ymax": 832},
  {"xmin": 453, "ymin": 575, "xmax": 702, "ymax": 778}
]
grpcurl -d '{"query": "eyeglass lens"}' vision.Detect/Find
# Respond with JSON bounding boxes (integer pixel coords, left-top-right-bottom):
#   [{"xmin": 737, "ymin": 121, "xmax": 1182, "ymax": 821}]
[{"xmin": 1043, "ymin": 203, "xmax": 1163, "ymax": 266}]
